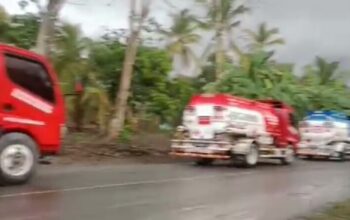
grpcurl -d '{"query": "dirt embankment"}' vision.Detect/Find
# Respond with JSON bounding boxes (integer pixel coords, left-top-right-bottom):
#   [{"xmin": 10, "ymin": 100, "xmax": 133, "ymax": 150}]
[{"xmin": 53, "ymin": 132, "xmax": 182, "ymax": 165}]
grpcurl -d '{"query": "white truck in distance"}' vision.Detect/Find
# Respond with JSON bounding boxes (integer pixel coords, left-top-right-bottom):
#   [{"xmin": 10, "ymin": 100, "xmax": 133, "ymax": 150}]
[{"xmin": 297, "ymin": 111, "xmax": 350, "ymax": 160}]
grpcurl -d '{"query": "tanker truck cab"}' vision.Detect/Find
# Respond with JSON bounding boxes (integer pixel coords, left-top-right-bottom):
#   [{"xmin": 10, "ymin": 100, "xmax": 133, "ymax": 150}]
[
  {"xmin": 171, "ymin": 94, "xmax": 300, "ymax": 167},
  {"xmin": 0, "ymin": 44, "xmax": 65, "ymax": 184},
  {"xmin": 297, "ymin": 111, "xmax": 350, "ymax": 161},
  {"xmin": 182, "ymin": 94, "xmax": 231, "ymax": 140},
  {"xmin": 260, "ymin": 100, "xmax": 299, "ymax": 148}
]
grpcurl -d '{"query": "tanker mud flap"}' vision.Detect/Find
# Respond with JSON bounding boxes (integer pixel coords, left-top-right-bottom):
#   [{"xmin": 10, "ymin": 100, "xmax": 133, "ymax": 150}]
[{"xmin": 231, "ymin": 139, "xmax": 259, "ymax": 167}]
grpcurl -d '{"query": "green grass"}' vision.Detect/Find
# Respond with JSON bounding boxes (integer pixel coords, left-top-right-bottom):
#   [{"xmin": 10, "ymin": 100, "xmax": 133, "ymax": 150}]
[{"xmin": 304, "ymin": 200, "xmax": 350, "ymax": 220}]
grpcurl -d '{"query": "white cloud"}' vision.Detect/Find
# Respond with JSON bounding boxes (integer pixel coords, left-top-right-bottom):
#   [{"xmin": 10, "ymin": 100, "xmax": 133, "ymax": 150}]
[{"xmin": 1, "ymin": 0, "xmax": 350, "ymax": 69}]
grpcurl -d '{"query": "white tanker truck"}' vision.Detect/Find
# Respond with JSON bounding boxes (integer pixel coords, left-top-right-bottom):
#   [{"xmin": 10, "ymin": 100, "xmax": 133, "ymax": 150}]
[
  {"xmin": 170, "ymin": 94, "xmax": 300, "ymax": 167},
  {"xmin": 297, "ymin": 111, "xmax": 350, "ymax": 161}
]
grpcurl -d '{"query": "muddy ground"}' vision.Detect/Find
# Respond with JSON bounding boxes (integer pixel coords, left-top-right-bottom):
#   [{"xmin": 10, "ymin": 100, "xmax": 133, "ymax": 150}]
[{"xmin": 53, "ymin": 132, "xmax": 180, "ymax": 165}]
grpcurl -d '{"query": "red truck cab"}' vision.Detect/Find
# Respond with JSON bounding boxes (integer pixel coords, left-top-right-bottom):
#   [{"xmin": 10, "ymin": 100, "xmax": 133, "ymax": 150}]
[
  {"xmin": 0, "ymin": 44, "xmax": 65, "ymax": 184},
  {"xmin": 258, "ymin": 100, "xmax": 300, "ymax": 149}
]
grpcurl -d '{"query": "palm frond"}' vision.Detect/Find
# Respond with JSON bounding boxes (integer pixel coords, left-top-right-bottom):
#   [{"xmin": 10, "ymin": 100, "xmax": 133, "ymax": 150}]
[
  {"xmin": 246, "ymin": 22, "xmax": 285, "ymax": 51},
  {"xmin": 315, "ymin": 56, "xmax": 340, "ymax": 84},
  {"xmin": 230, "ymin": 4, "xmax": 250, "ymax": 17},
  {"xmin": 266, "ymin": 38, "xmax": 285, "ymax": 46}
]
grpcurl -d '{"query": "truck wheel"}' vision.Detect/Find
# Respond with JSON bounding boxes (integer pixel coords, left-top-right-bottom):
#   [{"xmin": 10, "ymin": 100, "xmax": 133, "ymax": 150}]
[
  {"xmin": 281, "ymin": 147, "xmax": 295, "ymax": 165},
  {"xmin": 195, "ymin": 158, "xmax": 214, "ymax": 166},
  {"xmin": 0, "ymin": 133, "xmax": 38, "ymax": 185},
  {"xmin": 243, "ymin": 143, "xmax": 259, "ymax": 168},
  {"xmin": 307, "ymin": 155, "xmax": 314, "ymax": 160},
  {"xmin": 337, "ymin": 152, "xmax": 346, "ymax": 162}
]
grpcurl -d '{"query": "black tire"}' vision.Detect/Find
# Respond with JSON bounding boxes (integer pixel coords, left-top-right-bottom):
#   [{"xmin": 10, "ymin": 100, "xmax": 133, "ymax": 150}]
[
  {"xmin": 231, "ymin": 155, "xmax": 245, "ymax": 167},
  {"xmin": 0, "ymin": 133, "xmax": 39, "ymax": 185},
  {"xmin": 195, "ymin": 158, "xmax": 214, "ymax": 166},
  {"xmin": 281, "ymin": 147, "xmax": 295, "ymax": 165},
  {"xmin": 243, "ymin": 143, "xmax": 259, "ymax": 168},
  {"xmin": 337, "ymin": 152, "xmax": 346, "ymax": 162},
  {"xmin": 307, "ymin": 155, "xmax": 314, "ymax": 160}
]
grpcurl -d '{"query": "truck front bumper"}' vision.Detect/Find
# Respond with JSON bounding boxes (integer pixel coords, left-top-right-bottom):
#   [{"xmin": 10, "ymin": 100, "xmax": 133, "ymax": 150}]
[
  {"xmin": 297, "ymin": 145, "xmax": 340, "ymax": 157},
  {"xmin": 170, "ymin": 139, "xmax": 231, "ymax": 160}
]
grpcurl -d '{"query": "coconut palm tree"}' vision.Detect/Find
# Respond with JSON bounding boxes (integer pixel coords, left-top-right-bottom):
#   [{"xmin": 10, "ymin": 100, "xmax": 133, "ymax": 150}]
[
  {"xmin": 0, "ymin": 5, "xmax": 7, "ymax": 23},
  {"xmin": 245, "ymin": 22, "xmax": 285, "ymax": 51},
  {"xmin": 160, "ymin": 9, "xmax": 200, "ymax": 75},
  {"xmin": 35, "ymin": 0, "xmax": 66, "ymax": 57},
  {"xmin": 54, "ymin": 23, "xmax": 89, "ymax": 75},
  {"xmin": 54, "ymin": 23, "xmax": 110, "ymax": 132},
  {"xmin": 314, "ymin": 56, "xmax": 340, "ymax": 85},
  {"xmin": 108, "ymin": 0, "xmax": 151, "ymax": 140},
  {"xmin": 198, "ymin": 0, "xmax": 250, "ymax": 79},
  {"xmin": 0, "ymin": 6, "xmax": 9, "ymax": 42}
]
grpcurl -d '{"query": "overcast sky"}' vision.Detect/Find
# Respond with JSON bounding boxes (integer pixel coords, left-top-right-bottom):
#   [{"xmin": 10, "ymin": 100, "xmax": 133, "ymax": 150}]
[{"xmin": 1, "ymin": 0, "xmax": 350, "ymax": 72}]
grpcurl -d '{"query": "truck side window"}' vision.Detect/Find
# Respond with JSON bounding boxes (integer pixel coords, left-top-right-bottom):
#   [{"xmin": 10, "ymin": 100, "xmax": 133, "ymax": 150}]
[
  {"xmin": 5, "ymin": 54, "xmax": 55, "ymax": 103},
  {"xmin": 289, "ymin": 113, "xmax": 297, "ymax": 127}
]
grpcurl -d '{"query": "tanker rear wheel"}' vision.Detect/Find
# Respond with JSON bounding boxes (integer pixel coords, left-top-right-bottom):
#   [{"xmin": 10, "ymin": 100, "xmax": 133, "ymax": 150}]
[
  {"xmin": 281, "ymin": 147, "xmax": 295, "ymax": 165},
  {"xmin": 244, "ymin": 143, "xmax": 259, "ymax": 167},
  {"xmin": 195, "ymin": 158, "xmax": 214, "ymax": 166},
  {"xmin": 307, "ymin": 155, "xmax": 314, "ymax": 160},
  {"xmin": 232, "ymin": 143, "xmax": 259, "ymax": 168},
  {"xmin": 335, "ymin": 152, "xmax": 346, "ymax": 162}
]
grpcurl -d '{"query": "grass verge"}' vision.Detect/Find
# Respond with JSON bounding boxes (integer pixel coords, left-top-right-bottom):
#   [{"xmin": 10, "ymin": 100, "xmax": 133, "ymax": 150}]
[{"xmin": 303, "ymin": 199, "xmax": 350, "ymax": 220}]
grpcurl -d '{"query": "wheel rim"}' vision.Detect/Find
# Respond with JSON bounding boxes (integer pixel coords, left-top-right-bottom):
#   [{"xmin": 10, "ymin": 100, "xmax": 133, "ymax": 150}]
[
  {"xmin": 0, "ymin": 144, "xmax": 34, "ymax": 177},
  {"xmin": 246, "ymin": 147, "xmax": 258, "ymax": 165},
  {"xmin": 285, "ymin": 148, "xmax": 295, "ymax": 163}
]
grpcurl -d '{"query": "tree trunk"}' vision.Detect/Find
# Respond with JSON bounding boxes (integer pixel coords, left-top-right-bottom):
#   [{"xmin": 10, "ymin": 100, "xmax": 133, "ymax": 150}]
[
  {"xmin": 213, "ymin": 0, "xmax": 224, "ymax": 80},
  {"xmin": 215, "ymin": 29, "xmax": 225, "ymax": 80},
  {"xmin": 73, "ymin": 92, "xmax": 83, "ymax": 132},
  {"xmin": 108, "ymin": 0, "xmax": 149, "ymax": 140},
  {"xmin": 108, "ymin": 32, "xmax": 140, "ymax": 139},
  {"xmin": 35, "ymin": 0, "xmax": 65, "ymax": 57}
]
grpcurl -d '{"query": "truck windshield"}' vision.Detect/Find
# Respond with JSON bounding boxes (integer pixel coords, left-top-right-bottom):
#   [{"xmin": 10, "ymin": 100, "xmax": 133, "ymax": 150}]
[
  {"xmin": 230, "ymin": 111, "xmax": 258, "ymax": 123},
  {"xmin": 304, "ymin": 115, "xmax": 328, "ymax": 121}
]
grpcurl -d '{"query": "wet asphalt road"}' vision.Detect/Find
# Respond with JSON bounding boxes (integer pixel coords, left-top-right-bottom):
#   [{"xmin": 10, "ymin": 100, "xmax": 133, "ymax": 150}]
[{"xmin": 1, "ymin": 160, "xmax": 350, "ymax": 220}]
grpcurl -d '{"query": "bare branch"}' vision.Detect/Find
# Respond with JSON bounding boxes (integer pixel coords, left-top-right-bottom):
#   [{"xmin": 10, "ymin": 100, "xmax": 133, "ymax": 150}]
[
  {"xmin": 140, "ymin": 0, "xmax": 151, "ymax": 20},
  {"xmin": 163, "ymin": 0, "xmax": 178, "ymax": 10},
  {"xmin": 66, "ymin": 2, "xmax": 85, "ymax": 6},
  {"xmin": 129, "ymin": 0, "xmax": 136, "ymax": 31},
  {"xmin": 30, "ymin": 0, "xmax": 45, "ymax": 13}
]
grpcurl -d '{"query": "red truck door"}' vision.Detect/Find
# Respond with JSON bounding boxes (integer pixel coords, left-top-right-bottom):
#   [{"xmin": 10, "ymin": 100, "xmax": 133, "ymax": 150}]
[
  {"xmin": 0, "ymin": 48, "xmax": 64, "ymax": 153},
  {"xmin": 286, "ymin": 112, "xmax": 300, "ymax": 147},
  {"xmin": 274, "ymin": 108, "xmax": 299, "ymax": 148}
]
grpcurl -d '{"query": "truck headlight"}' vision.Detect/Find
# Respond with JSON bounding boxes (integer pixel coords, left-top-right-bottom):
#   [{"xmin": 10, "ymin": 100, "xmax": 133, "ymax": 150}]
[
  {"xmin": 176, "ymin": 125, "xmax": 186, "ymax": 132},
  {"xmin": 174, "ymin": 126, "xmax": 189, "ymax": 139}
]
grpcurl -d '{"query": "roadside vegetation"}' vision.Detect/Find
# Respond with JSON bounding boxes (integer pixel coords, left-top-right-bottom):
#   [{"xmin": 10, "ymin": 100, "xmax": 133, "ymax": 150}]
[
  {"xmin": 302, "ymin": 199, "xmax": 350, "ymax": 220},
  {"xmin": 1, "ymin": 0, "xmax": 350, "ymax": 147}
]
